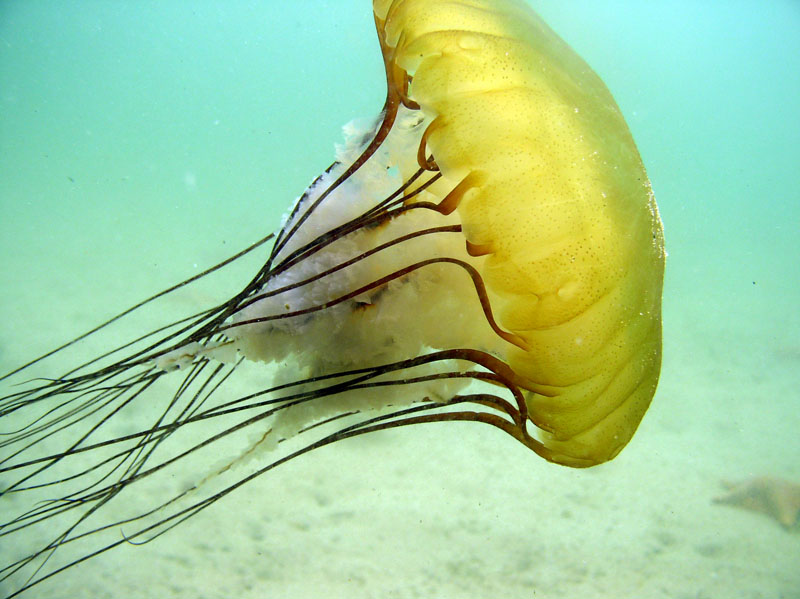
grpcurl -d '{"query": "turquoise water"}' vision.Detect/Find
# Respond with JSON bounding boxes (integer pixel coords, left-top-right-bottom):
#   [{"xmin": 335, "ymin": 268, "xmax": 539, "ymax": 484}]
[{"xmin": 1, "ymin": 2, "xmax": 799, "ymax": 598}]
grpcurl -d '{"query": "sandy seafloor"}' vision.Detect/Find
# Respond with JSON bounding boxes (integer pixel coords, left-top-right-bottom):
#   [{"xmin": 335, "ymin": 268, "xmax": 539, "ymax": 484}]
[{"xmin": 1, "ymin": 1, "xmax": 799, "ymax": 598}]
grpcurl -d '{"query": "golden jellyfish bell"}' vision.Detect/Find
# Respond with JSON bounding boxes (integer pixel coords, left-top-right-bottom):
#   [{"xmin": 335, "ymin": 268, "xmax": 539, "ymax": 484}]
[
  {"xmin": 374, "ymin": 0, "xmax": 665, "ymax": 466},
  {"xmin": 1, "ymin": 0, "xmax": 663, "ymax": 595}
]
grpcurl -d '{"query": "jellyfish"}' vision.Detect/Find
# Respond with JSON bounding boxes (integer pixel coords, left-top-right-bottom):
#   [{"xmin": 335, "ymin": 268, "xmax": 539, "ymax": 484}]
[{"xmin": 0, "ymin": 0, "xmax": 664, "ymax": 596}]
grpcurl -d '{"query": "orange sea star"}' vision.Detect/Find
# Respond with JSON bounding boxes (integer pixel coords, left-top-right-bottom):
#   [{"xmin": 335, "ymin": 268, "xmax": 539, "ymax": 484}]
[{"xmin": 713, "ymin": 476, "xmax": 800, "ymax": 530}]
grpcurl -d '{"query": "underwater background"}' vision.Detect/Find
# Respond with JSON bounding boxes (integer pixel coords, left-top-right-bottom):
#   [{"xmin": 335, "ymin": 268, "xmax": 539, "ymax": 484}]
[{"xmin": 1, "ymin": 1, "xmax": 798, "ymax": 598}]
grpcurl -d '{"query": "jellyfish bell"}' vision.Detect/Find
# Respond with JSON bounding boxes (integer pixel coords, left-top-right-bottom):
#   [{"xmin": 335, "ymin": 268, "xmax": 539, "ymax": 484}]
[{"xmin": 0, "ymin": 0, "xmax": 664, "ymax": 596}]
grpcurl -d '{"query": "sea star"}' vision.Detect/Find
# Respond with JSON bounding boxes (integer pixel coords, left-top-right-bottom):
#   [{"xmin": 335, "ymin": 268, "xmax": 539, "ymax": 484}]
[{"xmin": 713, "ymin": 476, "xmax": 800, "ymax": 530}]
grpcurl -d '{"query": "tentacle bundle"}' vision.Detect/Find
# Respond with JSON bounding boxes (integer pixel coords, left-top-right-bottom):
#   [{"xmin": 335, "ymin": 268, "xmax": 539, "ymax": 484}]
[{"xmin": 373, "ymin": 0, "xmax": 665, "ymax": 465}]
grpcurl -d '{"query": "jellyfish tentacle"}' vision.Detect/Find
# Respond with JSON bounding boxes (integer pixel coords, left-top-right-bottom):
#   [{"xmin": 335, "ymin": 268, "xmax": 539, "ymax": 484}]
[
  {"xmin": 416, "ymin": 116, "xmax": 442, "ymax": 171},
  {"xmin": 269, "ymin": 61, "xmax": 404, "ymax": 262},
  {"xmin": 218, "ymin": 256, "xmax": 528, "ymax": 353},
  {"xmin": 0, "ymin": 233, "xmax": 274, "ymax": 384},
  {"xmin": 267, "ymin": 183, "xmax": 439, "ymax": 280},
  {"xmin": 240, "ymin": 224, "xmax": 462, "ymax": 313},
  {"xmin": 376, "ymin": 16, "xmax": 419, "ymax": 111},
  {"xmin": 434, "ymin": 170, "xmax": 486, "ymax": 216}
]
